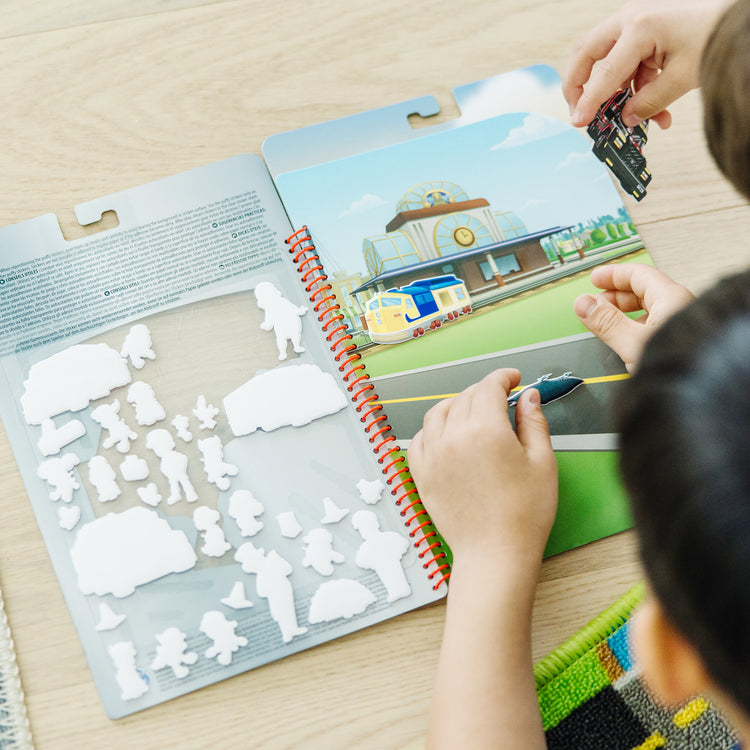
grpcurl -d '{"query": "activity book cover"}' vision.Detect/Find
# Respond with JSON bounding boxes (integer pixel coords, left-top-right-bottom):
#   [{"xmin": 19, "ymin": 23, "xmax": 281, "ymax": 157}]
[{"xmin": 0, "ymin": 65, "xmax": 646, "ymax": 717}]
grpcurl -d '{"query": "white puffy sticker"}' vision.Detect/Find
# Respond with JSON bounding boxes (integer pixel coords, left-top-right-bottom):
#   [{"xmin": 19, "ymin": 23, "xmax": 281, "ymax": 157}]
[
  {"xmin": 70, "ymin": 507, "xmax": 197, "ymax": 598},
  {"xmin": 21, "ymin": 343, "xmax": 131, "ymax": 425},
  {"xmin": 308, "ymin": 579, "xmax": 377, "ymax": 624},
  {"xmin": 223, "ymin": 364, "xmax": 348, "ymax": 437}
]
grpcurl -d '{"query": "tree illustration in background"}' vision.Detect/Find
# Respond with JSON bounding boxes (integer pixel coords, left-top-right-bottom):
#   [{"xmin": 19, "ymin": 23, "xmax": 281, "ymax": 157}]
[{"xmin": 590, "ymin": 228, "xmax": 607, "ymax": 245}]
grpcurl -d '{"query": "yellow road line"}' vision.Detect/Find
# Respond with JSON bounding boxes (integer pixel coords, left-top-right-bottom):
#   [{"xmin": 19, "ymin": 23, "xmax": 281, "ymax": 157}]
[
  {"xmin": 581, "ymin": 373, "xmax": 631, "ymax": 385},
  {"xmin": 377, "ymin": 372, "xmax": 630, "ymax": 405}
]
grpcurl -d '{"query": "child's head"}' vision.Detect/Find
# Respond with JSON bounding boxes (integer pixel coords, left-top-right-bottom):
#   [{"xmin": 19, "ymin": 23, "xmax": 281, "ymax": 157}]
[
  {"xmin": 701, "ymin": 0, "xmax": 750, "ymax": 201},
  {"xmin": 618, "ymin": 268, "xmax": 750, "ymax": 719}
]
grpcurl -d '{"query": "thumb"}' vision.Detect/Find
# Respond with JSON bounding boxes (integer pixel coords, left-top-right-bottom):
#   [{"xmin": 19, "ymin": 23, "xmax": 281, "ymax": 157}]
[
  {"xmin": 515, "ymin": 388, "xmax": 553, "ymax": 463},
  {"xmin": 574, "ymin": 293, "xmax": 644, "ymax": 371}
]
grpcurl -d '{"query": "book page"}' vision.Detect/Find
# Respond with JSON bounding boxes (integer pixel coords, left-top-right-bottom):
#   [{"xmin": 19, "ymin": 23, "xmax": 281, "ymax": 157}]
[
  {"xmin": 269, "ymin": 67, "xmax": 646, "ymax": 556},
  {"xmin": 0, "ymin": 154, "xmax": 443, "ymax": 718}
]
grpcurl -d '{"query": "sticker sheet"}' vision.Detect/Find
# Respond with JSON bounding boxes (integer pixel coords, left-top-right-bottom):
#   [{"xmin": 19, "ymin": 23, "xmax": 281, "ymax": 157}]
[{"xmin": 0, "ymin": 155, "xmax": 443, "ymax": 717}]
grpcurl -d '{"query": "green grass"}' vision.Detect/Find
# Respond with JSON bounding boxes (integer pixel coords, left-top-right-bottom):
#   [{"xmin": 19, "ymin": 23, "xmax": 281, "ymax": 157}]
[{"xmin": 362, "ymin": 251, "xmax": 651, "ymax": 377}]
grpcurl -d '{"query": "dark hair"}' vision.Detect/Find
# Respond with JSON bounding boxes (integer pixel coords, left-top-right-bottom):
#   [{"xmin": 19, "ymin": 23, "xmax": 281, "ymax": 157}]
[
  {"xmin": 618, "ymin": 268, "xmax": 750, "ymax": 712},
  {"xmin": 701, "ymin": 0, "xmax": 750, "ymax": 201}
]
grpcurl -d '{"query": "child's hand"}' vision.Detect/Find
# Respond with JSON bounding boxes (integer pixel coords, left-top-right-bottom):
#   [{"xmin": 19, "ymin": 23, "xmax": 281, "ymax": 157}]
[
  {"xmin": 574, "ymin": 263, "xmax": 694, "ymax": 372},
  {"xmin": 408, "ymin": 368, "xmax": 558, "ymax": 570},
  {"xmin": 563, "ymin": 0, "xmax": 733, "ymax": 128},
  {"xmin": 412, "ymin": 369, "xmax": 556, "ymax": 749}
]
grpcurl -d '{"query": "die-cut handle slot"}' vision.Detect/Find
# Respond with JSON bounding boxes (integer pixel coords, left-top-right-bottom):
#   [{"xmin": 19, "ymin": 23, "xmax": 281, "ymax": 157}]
[
  {"xmin": 59, "ymin": 209, "xmax": 119, "ymax": 241},
  {"xmin": 407, "ymin": 94, "xmax": 461, "ymax": 130}
]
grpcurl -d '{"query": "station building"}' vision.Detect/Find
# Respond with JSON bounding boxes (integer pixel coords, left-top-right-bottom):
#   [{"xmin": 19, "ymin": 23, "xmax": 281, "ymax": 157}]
[{"xmin": 354, "ymin": 180, "xmax": 578, "ymax": 302}]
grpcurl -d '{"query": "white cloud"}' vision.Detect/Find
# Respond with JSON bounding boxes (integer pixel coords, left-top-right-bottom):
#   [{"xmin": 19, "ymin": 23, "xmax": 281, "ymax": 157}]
[
  {"xmin": 517, "ymin": 198, "xmax": 548, "ymax": 213},
  {"xmin": 491, "ymin": 113, "xmax": 569, "ymax": 151},
  {"xmin": 457, "ymin": 68, "xmax": 569, "ymax": 125},
  {"xmin": 555, "ymin": 150, "xmax": 596, "ymax": 170},
  {"xmin": 338, "ymin": 193, "xmax": 387, "ymax": 218}
]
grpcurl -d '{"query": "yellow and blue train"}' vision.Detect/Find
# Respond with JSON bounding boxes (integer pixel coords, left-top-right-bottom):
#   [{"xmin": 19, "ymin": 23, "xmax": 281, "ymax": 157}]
[{"xmin": 364, "ymin": 275, "xmax": 471, "ymax": 345}]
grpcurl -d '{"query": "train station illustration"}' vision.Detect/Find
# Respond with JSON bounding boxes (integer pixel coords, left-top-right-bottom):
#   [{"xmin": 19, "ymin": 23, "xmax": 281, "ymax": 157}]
[{"xmin": 343, "ymin": 180, "xmax": 640, "ymax": 344}]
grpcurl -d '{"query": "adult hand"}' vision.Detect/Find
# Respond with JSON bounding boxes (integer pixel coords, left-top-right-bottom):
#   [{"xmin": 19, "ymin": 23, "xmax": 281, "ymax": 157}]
[
  {"xmin": 574, "ymin": 263, "xmax": 694, "ymax": 372},
  {"xmin": 564, "ymin": 0, "xmax": 734, "ymax": 129}
]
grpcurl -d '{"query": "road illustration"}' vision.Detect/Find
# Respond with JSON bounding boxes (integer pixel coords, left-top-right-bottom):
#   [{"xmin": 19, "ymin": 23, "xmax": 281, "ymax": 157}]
[{"xmin": 369, "ymin": 333, "xmax": 628, "ymax": 450}]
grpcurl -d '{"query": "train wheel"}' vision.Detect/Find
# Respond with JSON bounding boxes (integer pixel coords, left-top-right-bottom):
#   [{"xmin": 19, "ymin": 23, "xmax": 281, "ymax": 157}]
[
  {"xmin": 412, "ymin": 329, "xmax": 419, "ymax": 338},
  {"xmin": 418, "ymin": 327, "xmax": 425, "ymax": 336},
  {"xmin": 435, "ymin": 319, "xmax": 442, "ymax": 328}
]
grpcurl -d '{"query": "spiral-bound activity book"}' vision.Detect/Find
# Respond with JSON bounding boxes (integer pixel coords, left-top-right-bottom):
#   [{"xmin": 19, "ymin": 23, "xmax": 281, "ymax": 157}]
[{"xmin": 0, "ymin": 65, "xmax": 647, "ymax": 717}]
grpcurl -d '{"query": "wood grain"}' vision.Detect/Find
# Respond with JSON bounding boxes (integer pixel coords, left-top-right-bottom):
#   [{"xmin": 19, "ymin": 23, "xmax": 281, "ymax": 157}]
[{"xmin": 0, "ymin": 0, "xmax": 747, "ymax": 747}]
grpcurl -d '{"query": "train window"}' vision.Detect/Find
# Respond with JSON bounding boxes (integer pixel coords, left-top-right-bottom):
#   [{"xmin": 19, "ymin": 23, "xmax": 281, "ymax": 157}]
[
  {"xmin": 404, "ymin": 298, "xmax": 415, "ymax": 309},
  {"xmin": 456, "ymin": 288, "xmax": 466, "ymax": 300},
  {"xmin": 381, "ymin": 297, "xmax": 401, "ymax": 307},
  {"xmin": 368, "ymin": 299, "xmax": 380, "ymax": 310}
]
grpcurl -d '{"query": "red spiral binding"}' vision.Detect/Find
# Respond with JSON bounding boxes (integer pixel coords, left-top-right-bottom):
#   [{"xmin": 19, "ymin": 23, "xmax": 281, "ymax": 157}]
[{"xmin": 285, "ymin": 226, "xmax": 450, "ymax": 590}]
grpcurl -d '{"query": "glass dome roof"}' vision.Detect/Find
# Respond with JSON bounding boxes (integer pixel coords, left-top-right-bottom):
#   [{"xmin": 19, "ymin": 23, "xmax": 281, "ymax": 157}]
[{"xmin": 395, "ymin": 181, "xmax": 470, "ymax": 213}]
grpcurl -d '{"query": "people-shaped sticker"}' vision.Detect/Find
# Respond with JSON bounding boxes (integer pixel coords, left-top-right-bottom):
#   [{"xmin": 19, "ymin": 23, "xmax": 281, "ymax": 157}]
[
  {"xmin": 235, "ymin": 542, "xmax": 308, "ymax": 643},
  {"xmin": 145, "ymin": 428, "xmax": 198, "ymax": 504},
  {"xmin": 254, "ymin": 281, "xmax": 307, "ymax": 361},
  {"xmin": 351, "ymin": 510, "xmax": 411, "ymax": 603}
]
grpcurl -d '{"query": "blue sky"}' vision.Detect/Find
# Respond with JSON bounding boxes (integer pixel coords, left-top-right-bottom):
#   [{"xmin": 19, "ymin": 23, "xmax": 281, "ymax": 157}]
[{"xmin": 275, "ymin": 86, "xmax": 631, "ymax": 277}]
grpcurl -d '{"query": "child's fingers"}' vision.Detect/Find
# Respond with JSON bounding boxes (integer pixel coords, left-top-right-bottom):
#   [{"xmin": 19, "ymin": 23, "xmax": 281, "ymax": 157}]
[
  {"xmin": 479, "ymin": 368, "xmax": 522, "ymax": 404},
  {"xmin": 515, "ymin": 389, "xmax": 554, "ymax": 468},
  {"xmin": 464, "ymin": 368, "xmax": 521, "ymax": 426},
  {"xmin": 590, "ymin": 263, "xmax": 682, "ymax": 308},
  {"xmin": 571, "ymin": 28, "xmax": 652, "ymax": 126},
  {"xmin": 563, "ymin": 15, "xmax": 622, "ymax": 117},
  {"xmin": 574, "ymin": 293, "xmax": 646, "ymax": 369},
  {"xmin": 421, "ymin": 392, "xmax": 454, "ymax": 440},
  {"xmin": 420, "ymin": 369, "xmax": 521, "ymax": 455},
  {"xmin": 598, "ymin": 289, "xmax": 644, "ymax": 313}
]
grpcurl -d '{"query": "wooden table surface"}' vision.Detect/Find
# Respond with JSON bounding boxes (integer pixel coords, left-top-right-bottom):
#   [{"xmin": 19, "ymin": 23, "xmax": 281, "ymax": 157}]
[{"xmin": 1, "ymin": 1, "xmax": 748, "ymax": 747}]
